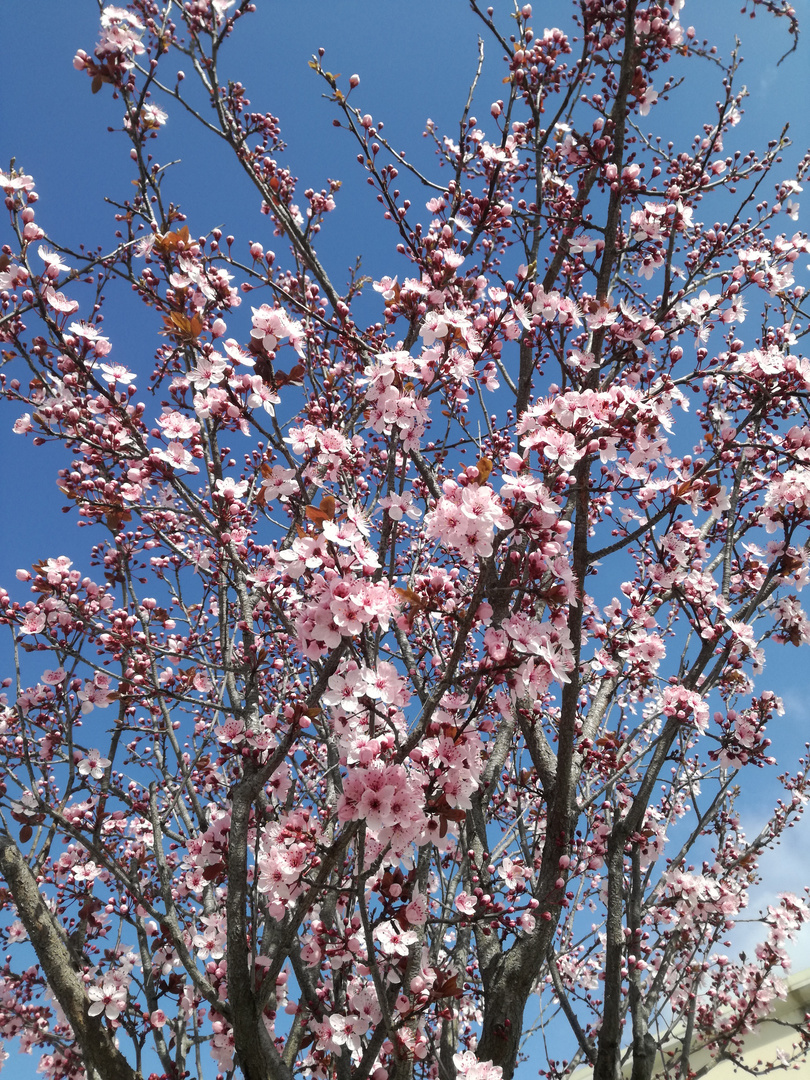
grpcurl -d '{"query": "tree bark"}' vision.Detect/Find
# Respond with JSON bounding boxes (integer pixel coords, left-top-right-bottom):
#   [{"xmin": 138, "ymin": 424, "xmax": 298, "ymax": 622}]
[
  {"xmin": 0, "ymin": 834, "xmax": 140, "ymax": 1080},
  {"xmin": 226, "ymin": 773, "xmax": 294, "ymax": 1080},
  {"xmin": 475, "ymin": 947, "xmax": 539, "ymax": 1077}
]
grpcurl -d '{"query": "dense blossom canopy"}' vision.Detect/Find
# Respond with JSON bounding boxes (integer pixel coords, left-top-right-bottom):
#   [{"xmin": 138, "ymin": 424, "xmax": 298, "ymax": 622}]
[{"xmin": 0, "ymin": 2, "xmax": 809, "ymax": 1080}]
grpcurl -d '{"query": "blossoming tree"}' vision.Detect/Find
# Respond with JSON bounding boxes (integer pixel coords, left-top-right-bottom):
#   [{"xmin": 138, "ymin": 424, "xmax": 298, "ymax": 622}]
[{"xmin": 1, "ymin": 2, "xmax": 810, "ymax": 1079}]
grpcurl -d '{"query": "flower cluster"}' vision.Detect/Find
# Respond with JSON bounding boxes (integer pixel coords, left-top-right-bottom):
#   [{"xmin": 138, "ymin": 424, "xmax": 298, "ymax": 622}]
[{"xmin": 424, "ymin": 477, "xmax": 511, "ymax": 562}]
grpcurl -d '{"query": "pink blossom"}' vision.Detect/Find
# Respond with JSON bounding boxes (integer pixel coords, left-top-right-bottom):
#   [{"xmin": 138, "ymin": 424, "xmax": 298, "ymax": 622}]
[
  {"xmin": 258, "ymin": 465, "xmax": 298, "ymax": 503},
  {"xmin": 77, "ymin": 675, "xmax": 114, "ymax": 713},
  {"xmin": 215, "ymin": 476, "xmax": 249, "ymax": 500},
  {"xmin": 456, "ymin": 892, "xmax": 477, "ymax": 916},
  {"xmin": 379, "ymin": 491, "xmax": 421, "ymax": 521},
  {"xmin": 87, "ymin": 979, "xmax": 127, "ymax": 1021},
  {"xmin": 453, "ymin": 1051, "xmax": 503, "ymax": 1080},
  {"xmin": 157, "ymin": 411, "xmax": 200, "ymax": 440},
  {"xmin": 141, "ymin": 103, "xmax": 168, "ymax": 128},
  {"xmin": 425, "ymin": 479, "xmax": 511, "ymax": 561},
  {"xmin": 637, "ymin": 85, "xmax": 658, "ymax": 115},
  {"xmin": 20, "ymin": 610, "xmax": 46, "ymax": 635},
  {"xmin": 375, "ymin": 921, "xmax": 418, "ymax": 957},
  {"xmin": 404, "ymin": 890, "xmax": 428, "ymax": 925},
  {"xmin": 44, "ymin": 287, "xmax": 79, "ymax": 315},
  {"xmin": 0, "ymin": 169, "xmax": 35, "ymax": 193},
  {"xmin": 0, "ymin": 261, "xmax": 25, "ymax": 289},
  {"xmin": 155, "ymin": 441, "xmax": 200, "ymax": 474},
  {"xmin": 1, "ymin": 10, "xmax": 809, "ymax": 1076},
  {"xmin": 250, "ymin": 304, "xmax": 305, "ymax": 356},
  {"xmin": 660, "ymin": 685, "xmax": 710, "ymax": 734},
  {"xmin": 37, "ymin": 246, "xmax": 71, "ymax": 274},
  {"xmin": 98, "ymin": 363, "xmax": 136, "ymax": 384},
  {"xmin": 328, "ymin": 1013, "xmax": 366, "ymax": 1052},
  {"xmin": 245, "ymin": 375, "xmax": 280, "ymax": 415},
  {"xmin": 77, "ymin": 749, "xmax": 111, "ymax": 780},
  {"xmin": 189, "ymin": 353, "xmax": 226, "ymax": 390},
  {"xmin": 222, "ymin": 338, "xmax": 253, "ymax": 365},
  {"xmin": 497, "ymin": 857, "xmax": 526, "ymax": 891}
]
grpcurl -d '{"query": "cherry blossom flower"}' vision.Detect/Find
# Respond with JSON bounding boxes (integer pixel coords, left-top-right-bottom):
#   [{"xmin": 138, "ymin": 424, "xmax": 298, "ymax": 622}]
[
  {"xmin": 0, "ymin": 261, "xmax": 25, "ymax": 289},
  {"xmin": 456, "ymin": 892, "xmax": 477, "ymax": 916},
  {"xmin": 215, "ymin": 476, "xmax": 249, "ymax": 501},
  {"xmin": 141, "ymin": 103, "xmax": 168, "ymax": 128},
  {"xmin": 498, "ymin": 857, "xmax": 526, "ymax": 891},
  {"xmin": 379, "ymin": 491, "xmax": 421, "ymax": 521},
  {"xmin": 157, "ymin": 410, "xmax": 200, "ymax": 440},
  {"xmin": 20, "ymin": 610, "xmax": 46, "ymax": 635},
  {"xmin": 155, "ymin": 441, "xmax": 200, "ymax": 474},
  {"xmin": 222, "ymin": 338, "xmax": 253, "ymax": 365},
  {"xmin": 77, "ymin": 674, "xmax": 114, "ymax": 713},
  {"xmin": 250, "ymin": 304, "xmax": 305, "ymax": 355},
  {"xmin": 245, "ymin": 375, "xmax": 280, "ymax": 415},
  {"xmin": 258, "ymin": 464, "xmax": 298, "ymax": 502},
  {"xmin": 44, "ymin": 287, "xmax": 79, "ymax": 315},
  {"xmin": 68, "ymin": 320, "xmax": 111, "ymax": 349},
  {"xmin": 37, "ymin": 246, "xmax": 71, "ymax": 274},
  {"xmin": 192, "ymin": 914, "xmax": 227, "ymax": 960},
  {"xmin": 453, "ymin": 1050, "xmax": 504, "ymax": 1080},
  {"xmin": 425, "ymin": 479, "xmax": 511, "ymax": 562},
  {"xmin": 77, "ymin": 749, "xmax": 111, "ymax": 780},
  {"xmin": 375, "ymin": 921, "xmax": 418, "ymax": 957},
  {"xmin": 0, "ymin": 169, "xmax": 35, "ymax": 193},
  {"xmin": 98, "ymin": 362, "xmax": 136, "ymax": 384},
  {"xmin": 12, "ymin": 413, "xmax": 33, "ymax": 435},
  {"xmin": 87, "ymin": 979, "xmax": 127, "ymax": 1021},
  {"xmin": 660, "ymin": 685, "xmax": 710, "ymax": 734},
  {"xmin": 328, "ymin": 1013, "xmax": 367, "ymax": 1052},
  {"xmin": 638, "ymin": 85, "xmax": 658, "ymax": 115},
  {"xmin": 188, "ymin": 353, "xmax": 226, "ymax": 390},
  {"xmin": 6, "ymin": 921, "xmax": 27, "ymax": 944},
  {"xmin": 405, "ymin": 890, "xmax": 428, "ymax": 925},
  {"xmin": 97, "ymin": 5, "xmax": 145, "ymax": 61}
]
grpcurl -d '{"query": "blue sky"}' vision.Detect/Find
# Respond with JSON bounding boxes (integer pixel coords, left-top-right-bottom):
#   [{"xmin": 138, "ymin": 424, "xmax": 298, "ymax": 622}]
[{"xmin": 2, "ymin": 0, "xmax": 810, "ymax": 1074}]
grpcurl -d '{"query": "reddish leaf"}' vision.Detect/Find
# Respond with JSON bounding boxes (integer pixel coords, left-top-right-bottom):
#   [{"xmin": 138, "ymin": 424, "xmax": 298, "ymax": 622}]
[
  {"xmin": 154, "ymin": 226, "xmax": 192, "ymax": 254},
  {"xmin": 474, "ymin": 456, "xmax": 494, "ymax": 485},
  {"xmin": 305, "ymin": 495, "xmax": 337, "ymax": 531}
]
